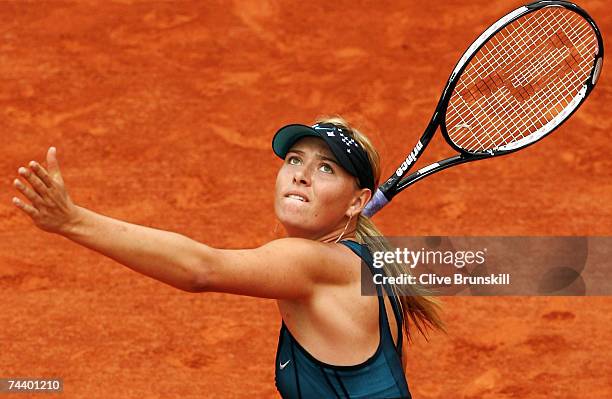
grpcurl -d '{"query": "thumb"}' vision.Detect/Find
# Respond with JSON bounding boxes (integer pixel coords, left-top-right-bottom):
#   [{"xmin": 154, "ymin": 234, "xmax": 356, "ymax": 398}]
[{"xmin": 46, "ymin": 146, "xmax": 65, "ymax": 184}]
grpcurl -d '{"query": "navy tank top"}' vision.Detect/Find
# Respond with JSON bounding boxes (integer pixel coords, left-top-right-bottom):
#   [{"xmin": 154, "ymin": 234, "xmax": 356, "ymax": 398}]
[{"xmin": 274, "ymin": 240, "xmax": 411, "ymax": 399}]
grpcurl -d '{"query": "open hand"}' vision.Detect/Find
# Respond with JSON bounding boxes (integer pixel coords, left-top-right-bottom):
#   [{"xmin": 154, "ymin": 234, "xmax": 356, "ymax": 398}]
[{"xmin": 12, "ymin": 147, "xmax": 80, "ymax": 234}]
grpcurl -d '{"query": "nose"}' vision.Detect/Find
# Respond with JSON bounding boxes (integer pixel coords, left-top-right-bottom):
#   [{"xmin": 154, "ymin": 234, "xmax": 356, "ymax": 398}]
[{"xmin": 293, "ymin": 164, "xmax": 312, "ymax": 186}]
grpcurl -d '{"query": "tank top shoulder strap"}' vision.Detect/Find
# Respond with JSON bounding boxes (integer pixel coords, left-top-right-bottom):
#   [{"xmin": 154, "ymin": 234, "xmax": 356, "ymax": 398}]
[{"xmin": 339, "ymin": 239, "xmax": 404, "ymax": 352}]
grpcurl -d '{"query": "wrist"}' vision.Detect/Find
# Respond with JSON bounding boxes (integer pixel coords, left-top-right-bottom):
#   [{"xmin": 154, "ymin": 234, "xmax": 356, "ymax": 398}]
[{"xmin": 59, "ymin": 205, "xmax": 87, "ymax": 237}]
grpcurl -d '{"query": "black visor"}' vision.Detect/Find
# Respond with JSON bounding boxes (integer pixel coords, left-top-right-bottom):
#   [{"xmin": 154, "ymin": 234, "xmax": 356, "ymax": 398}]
[{"xmin": 272, "ymin": 123, "xmax": 375, "ymax": 192}]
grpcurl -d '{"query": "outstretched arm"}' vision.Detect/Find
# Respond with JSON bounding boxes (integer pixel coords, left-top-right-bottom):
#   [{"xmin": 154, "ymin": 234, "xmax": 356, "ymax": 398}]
[
  {"xmin": 60, "ymin": 206, "xmax": 204, "ymax": 292},
  {"xmin": 12, "ymin": 147, "xmax": 203, "ymax": 292},
  {"xmin": 12, "ymin": 148, "xmax": 357, "ymax": 298}
]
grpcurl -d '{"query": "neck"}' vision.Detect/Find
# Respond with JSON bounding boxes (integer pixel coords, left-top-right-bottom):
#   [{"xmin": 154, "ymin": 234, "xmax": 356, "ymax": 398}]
[
  {"xmin": 318, "ymin": 226, "xmax": 357, "ymax": 243},
  {"xmin": 283, "ymin": 218, "xmax": 358, "ymax": 243}
]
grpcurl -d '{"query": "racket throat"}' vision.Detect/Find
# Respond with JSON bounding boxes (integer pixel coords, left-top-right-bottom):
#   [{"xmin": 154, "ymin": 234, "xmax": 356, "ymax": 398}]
[
  {"xmin": 395, "ymin": 140, "xmax": 424, "ymax": 177},
  {"xmin": 394, "ymin": 122, "xmax": 439, "ymax": 180}
]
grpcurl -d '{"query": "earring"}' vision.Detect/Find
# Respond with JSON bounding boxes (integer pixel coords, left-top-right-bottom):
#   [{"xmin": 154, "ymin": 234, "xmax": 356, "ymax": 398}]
[
  {"xmin": 273, "ymin": 221, "xmax": 280, "ymax": 235},
  {"xmin": 335, "ymin": 214, "xmax": 353, "ymax": 243}
]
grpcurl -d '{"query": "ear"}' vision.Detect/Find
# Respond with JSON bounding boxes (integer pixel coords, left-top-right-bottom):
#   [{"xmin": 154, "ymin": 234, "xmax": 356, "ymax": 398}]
[{"xmin": 346, "ymin": 188, "xmax": 372, "ymax": 217}]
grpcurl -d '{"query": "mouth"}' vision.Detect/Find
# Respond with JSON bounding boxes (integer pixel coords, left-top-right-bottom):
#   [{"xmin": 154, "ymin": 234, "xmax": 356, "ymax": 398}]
[{"xmin": 284, "ymin": 192, "xmax": 309, "ymax": 202}]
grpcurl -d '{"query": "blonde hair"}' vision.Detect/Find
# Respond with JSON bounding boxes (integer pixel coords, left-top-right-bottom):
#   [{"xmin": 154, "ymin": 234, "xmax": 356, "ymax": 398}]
[{"xmin": 316, "ymin": 115, "xmax": 445, "ymax": 340}]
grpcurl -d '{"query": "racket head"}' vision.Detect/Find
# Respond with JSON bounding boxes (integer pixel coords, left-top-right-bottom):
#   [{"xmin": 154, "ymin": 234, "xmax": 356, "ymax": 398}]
[{"xmin": 437, "ymin": 0, "xmax": 604, "ymax": 156}]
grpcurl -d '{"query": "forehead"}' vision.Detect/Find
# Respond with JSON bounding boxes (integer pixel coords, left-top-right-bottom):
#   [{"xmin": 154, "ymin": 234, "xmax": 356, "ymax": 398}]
[{"xmin": 288, "ymin": 136, "xmax": 335, "ymax": 159}]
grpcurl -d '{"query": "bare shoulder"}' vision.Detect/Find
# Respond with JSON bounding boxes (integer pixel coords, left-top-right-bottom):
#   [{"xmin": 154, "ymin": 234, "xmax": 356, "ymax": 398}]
[
  {"xmin": 198, "ymin": 237, "xmax": 362, "ymax": 299},
  {"xmin": 259, "ymin": 238, "xmax": 362, "ymax": 286}
]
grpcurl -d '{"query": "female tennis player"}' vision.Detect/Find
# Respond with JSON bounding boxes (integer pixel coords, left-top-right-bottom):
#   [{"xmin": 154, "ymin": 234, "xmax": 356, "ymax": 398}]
[{"xmin": 12, "ymin": 116, "xmax": 443, "ymax": 398}]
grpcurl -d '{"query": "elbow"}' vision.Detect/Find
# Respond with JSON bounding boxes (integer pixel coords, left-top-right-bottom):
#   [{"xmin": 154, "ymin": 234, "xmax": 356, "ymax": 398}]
[
  {"xmin": 174, "ymin": 280, "xmax": 202, "ymax": 293},
  {"xmin": 189, "ymin": 268, "xmax": 209, "ymax": 293},
  {"xmin": 185, "ymin": 259, "xmax": 209, "ymax": 293},
  {"xmin": 187, "ymin": 245, "xmax": 215, "ymax": 293}
]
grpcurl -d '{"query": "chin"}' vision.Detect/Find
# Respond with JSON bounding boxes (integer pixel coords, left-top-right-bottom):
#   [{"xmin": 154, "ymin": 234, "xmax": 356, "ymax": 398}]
[
  {"xmin": 276, "ymin": 197, "xmax": 306, "ymax": 218},
  {"xmin": 276, "ymin": 211, "xmax": 304, "ymax": 231},
  {"xmin": 275, "ymin": 208, "xmax": 312, "ymax": 238}
]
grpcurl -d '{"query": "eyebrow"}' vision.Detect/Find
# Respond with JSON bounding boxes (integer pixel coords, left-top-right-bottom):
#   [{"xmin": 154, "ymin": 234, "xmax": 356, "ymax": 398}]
[{"xmin": 288, "ymin": 149, "xmax": 339, "ymax": 165}]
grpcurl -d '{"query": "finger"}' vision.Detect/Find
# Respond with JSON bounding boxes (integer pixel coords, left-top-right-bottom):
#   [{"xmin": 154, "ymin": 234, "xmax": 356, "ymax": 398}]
[
  {"xmin": 46, "ymin": 147, "xmax": 64, "ymax": 184},
  {"xmin": 18, "ymin": 166, "xmax": 48, "ymax": 198},
  {"xmin": 13, "ymin": 178, "xmax": 45, "ymax": 207},
  {"xmin": 12, "ymin": 196, "xmax": 40, "ymax": 218},
  {"xmin": 29, "ymin": 160, "xmax": 54, "ymax": 188}
]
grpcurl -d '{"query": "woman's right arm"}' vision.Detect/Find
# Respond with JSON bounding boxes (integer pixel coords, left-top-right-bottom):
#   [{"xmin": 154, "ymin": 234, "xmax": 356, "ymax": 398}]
[
  {"xmin": 60, "ymin": 206, "xmax": 206, "ymax": 292},
  {"xmin": 12, "ymin": 147, "xmax": 204, "ymax": 292},
  {"xmin": 12, "ymin": 148, "xmax": 358, "ymax": 298}
]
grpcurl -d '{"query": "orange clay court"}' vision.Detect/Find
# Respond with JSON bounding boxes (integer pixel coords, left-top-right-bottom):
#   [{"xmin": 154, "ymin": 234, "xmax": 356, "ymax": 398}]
[{"xmin": 1, "ymin": 1, "xmax": 611, "ymax": 398}]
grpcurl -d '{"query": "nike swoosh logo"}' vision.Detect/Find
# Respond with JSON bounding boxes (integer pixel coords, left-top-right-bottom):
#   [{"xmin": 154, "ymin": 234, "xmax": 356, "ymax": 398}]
[{"xmin": 280, "ymin": 360, "xmax": 291, "ymax": 370}]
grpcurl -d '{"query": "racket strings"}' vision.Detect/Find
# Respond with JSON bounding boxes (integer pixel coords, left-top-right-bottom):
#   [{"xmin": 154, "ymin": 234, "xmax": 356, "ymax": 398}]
[
  {"xmin": 452, "ymin": 10, "xmax": 595, "ymax": 150},
  {"xmin": 453, "ymin": 10, "xmax": 594, "ymax": 148},
  {"xmin": 445, "ymin": 7, "xmax": 598, "ymax": 152},
  {"xmin": 454, "ymin": 12, "xmax": 594, "ymax": 150}
]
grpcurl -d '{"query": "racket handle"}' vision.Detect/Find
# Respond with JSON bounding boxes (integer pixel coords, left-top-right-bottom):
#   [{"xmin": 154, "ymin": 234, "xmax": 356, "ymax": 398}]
[{"xmin": 362, "ymin": 189, "xmax": 389, "ymax": 218}]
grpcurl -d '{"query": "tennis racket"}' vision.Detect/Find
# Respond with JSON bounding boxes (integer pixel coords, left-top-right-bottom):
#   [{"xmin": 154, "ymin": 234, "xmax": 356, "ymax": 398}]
[{"xmin": 363, "ymin": 0, "xmax": 603, "ymax": 218}]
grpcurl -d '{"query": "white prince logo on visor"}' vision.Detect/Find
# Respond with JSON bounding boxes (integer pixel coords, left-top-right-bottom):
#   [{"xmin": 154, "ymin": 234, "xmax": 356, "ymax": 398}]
[
  {"xmin": 340, "ymin": 132, "xmax": 357, "ymax": 153},
  {"xmin": 313, "ymin": 124, "xmax": 358, "ymax": 154},
  {"xmin": 313, "ymin": 124, "xmax": 336, "ymax": 137}
]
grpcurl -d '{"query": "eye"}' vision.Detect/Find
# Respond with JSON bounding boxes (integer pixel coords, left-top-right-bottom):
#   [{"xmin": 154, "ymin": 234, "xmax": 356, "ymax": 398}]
[
  {"xmin": 287, "ymin": 155, "xmax": 301, "ymax": 165},
  {"xmin": 320, "ymin": 163, "xmax": 334, "ymax": 174}
]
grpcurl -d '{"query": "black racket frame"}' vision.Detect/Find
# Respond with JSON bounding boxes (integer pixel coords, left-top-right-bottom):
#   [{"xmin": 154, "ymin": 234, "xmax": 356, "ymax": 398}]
[{"xmin": 378, "ymin": 0, "xmax": 604, "ymax": 201}]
